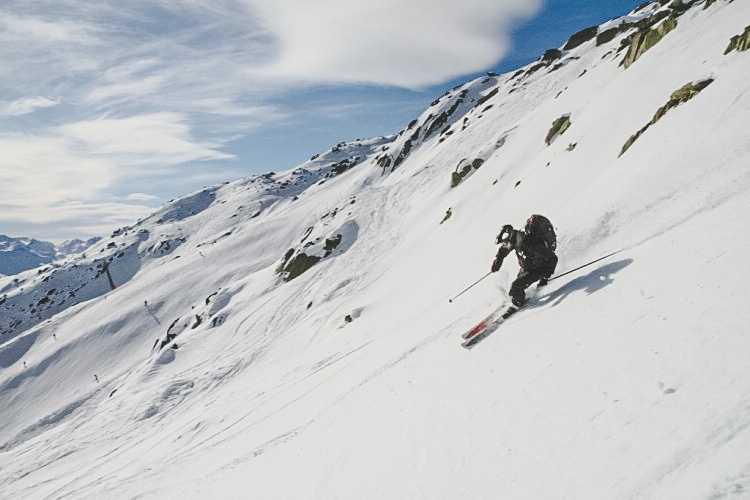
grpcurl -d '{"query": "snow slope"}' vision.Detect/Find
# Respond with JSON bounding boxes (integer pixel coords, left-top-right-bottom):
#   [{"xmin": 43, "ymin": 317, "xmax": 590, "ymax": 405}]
[{"xmin": 2, "ymin": 1, "xmax": 750, "ymax": 498}]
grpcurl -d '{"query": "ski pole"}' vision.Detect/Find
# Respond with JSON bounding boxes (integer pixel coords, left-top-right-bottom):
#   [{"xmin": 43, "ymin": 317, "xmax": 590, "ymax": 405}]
[
  {"xmin": 549, "ymin": 250, "xmax": 623, "ymax": 282},
  {"xmin": 449, "ymin": 271, "xmax": 492, "ymax": 303}
]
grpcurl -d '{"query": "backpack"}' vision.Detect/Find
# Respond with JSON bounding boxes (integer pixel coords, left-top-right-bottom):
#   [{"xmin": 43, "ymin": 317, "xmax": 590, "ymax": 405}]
[{"xmin": 524, "ymin": 214, "xmax": 556, "ymax": 251}]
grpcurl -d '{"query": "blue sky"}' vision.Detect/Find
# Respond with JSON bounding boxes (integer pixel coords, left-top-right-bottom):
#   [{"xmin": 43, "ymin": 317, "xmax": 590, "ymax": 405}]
[{"xmin": 0, "ymin": 0, "xmax": 642, "ymax": 241}]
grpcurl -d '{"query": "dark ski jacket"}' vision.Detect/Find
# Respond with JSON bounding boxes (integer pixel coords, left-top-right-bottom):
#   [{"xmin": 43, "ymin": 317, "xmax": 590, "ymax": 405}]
[{"xmin": 492, "ymin": 228, "xmax": 557, "ymax": 277}]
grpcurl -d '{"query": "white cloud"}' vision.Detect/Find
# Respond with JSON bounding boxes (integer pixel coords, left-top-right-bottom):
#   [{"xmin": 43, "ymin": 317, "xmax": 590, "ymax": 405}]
[
  {"xmin": 0, "ymin": 134, "xmax": 114, "ymax": 209},
  {"xmin": 0, "ymin": 132, "xmax": 147, "ymax": 239},
  {"xmin": 57, "ymin": 112, "xmax": 235, "ymax": 165},
  {"xmin": 0, "ymin": 9, "xmax": 99, "ymax": 45},
  {"xmin": 85, "ymin": 75, "xmax": 167, "ymax": 106},
  {"xmin": 1, "ymin": 200, "xmax": 154, "ymax": 242},
  {"xmin": 0, "ymin": 9, "xmax": 102, "ymax": 88},
  {"xmin": 125, "ymin": 193, "xmax": 160, "ymax": 201},
  {"xmin": 249, "ymin": 0, "xmax": 544, "ymax": 88},
  {"xmin": 1, "ymin": 1, "xmax": 544, "ymax": 111},
  {"xmin": 0, "ymin": 0, "xmax": 544, "ymax": 239},
  {"xmin": 0, "ymin": 113, "xmax": 234, "ymax": 237},
  {"xmin": 2, "ymin": 96, "xmax": 60, "ymax": 116}
]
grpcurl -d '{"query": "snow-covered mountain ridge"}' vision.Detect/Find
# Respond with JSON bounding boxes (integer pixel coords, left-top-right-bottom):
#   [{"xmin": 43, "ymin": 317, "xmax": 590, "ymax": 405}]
[
  {"xmin": 0, "ymin": 236, "xmax": 100, "ymax": 277},
  {"xmin": 2, "ymin": 1, "xmax": 750, "ymax": 498}
]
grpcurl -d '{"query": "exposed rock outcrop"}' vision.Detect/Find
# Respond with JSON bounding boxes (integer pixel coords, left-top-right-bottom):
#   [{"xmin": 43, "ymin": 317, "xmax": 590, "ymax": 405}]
[
  {"xmin": 451, "ymin": 159, "xmax": 484, "ymax": 188},
  {"xmin": 545, "ymin": 115, "xmax": 572, "ymax": 145},
  {"xmin": 724, "ymin": 26, "xmax": 750, "ymax": 54},
  {"xmin": 620, "ymin": 79, "xmax": 714, "ymax": 156},
  {"xmin": 564, "ymin": 26, "xmax": 599, "ymax": 50},
  {"xmin": 621, "ymin": 14, "xmax": 678, "ymax": 68},
  {"xmin": 277, "ymin": 219, "xmax": 358, "ymax": 282}
]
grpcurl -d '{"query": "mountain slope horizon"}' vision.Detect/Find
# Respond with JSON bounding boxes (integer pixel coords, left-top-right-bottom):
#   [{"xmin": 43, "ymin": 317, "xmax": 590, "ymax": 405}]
[{"xmin": 2, "ymin": 1, "xmax": 750, "ymax": 498}]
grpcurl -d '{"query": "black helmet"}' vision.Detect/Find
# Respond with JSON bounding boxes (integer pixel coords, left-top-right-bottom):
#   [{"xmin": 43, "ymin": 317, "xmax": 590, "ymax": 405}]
[{"xmin": 496, "ymin": 224, "xmax": 514, "ymax": 244}]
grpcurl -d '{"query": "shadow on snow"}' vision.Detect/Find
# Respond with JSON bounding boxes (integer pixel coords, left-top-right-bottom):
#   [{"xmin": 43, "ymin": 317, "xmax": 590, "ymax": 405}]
[{"xmin": 535, "ymin": 258, "xmax": 634, "ymax": 309}]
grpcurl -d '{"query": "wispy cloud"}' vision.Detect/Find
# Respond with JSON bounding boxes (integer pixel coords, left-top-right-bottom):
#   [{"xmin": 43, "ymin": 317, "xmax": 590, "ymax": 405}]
[
  {"xmin": 0, "ymin": 134, "xmax": 112, "ymax": 207},
  {"xmin": 0, "ymin": 9, "xmax": 100, "ymax": 44},
  {"xmin": 0, "ymin": 0, "xmax": 542, "ymax": 239},
  {"xmin": 0, "ymin": 113, "xmax": 234, "ymax": 238},
  {"xmin": 125, "ymin": 193, "xmax": 160, "ymax": 201},
  {"xmin": 0, "ymin": 132, "xmax": 150, "ymax": 240},
  {"xmin": 2, "ymin": 96, "xmax": 60, "ymax": 116},
  {"xmin": 58, "ymin": 113, "xmax": 235, "ymax": 165}
]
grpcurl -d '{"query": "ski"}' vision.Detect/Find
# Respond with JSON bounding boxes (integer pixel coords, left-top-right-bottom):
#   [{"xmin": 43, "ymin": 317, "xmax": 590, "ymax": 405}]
[
  {"xmin": 461, "ymin": 304, "xmax": 507, "ymax": 340},
  {"xmin": 461, "ymin": 306, "xmax": 518, "ymax": 349}
]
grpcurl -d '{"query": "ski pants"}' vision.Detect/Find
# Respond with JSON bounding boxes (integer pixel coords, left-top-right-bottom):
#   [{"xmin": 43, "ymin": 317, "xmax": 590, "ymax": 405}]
[{"xmin": 509, "ymin": 267, "xmax": 545, "ymax": 307}]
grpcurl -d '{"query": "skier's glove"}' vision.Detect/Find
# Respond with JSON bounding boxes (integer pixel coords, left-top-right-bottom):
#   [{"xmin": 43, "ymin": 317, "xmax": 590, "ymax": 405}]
[
  {"xmin": 537, "ymin": 276, "xmax": 549, "ymax": 288},
  {"xmin": 491, "ymin": 256, "xmax": 503, "ymax": 273}
]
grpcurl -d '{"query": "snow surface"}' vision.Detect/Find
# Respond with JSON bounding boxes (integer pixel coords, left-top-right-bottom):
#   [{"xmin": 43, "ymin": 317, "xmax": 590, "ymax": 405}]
[{"xmin": 2, "ymin": 1, "xmax": 750, "ymax": 498}]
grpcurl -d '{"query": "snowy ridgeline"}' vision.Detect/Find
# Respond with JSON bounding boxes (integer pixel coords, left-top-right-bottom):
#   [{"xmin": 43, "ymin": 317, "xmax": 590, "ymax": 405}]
[
  {"xmin": 0, "ymin": 235, "xmax": 100, "ymax": 277},
  {"xmin": 2, "ymin": 1, "xmax": 750, "ymax": 499}
]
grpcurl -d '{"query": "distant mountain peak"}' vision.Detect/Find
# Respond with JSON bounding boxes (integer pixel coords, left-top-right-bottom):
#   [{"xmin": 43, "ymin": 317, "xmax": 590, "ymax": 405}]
[{"xmin": 0, "ymin": 235, "xmax": 100, "ymax": 277}]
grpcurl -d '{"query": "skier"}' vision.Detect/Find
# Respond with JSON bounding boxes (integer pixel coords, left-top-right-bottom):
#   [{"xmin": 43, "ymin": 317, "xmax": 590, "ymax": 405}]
[{"xmin": 490, "ymin": 214, "xmax": 558, "ymax": 312}]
